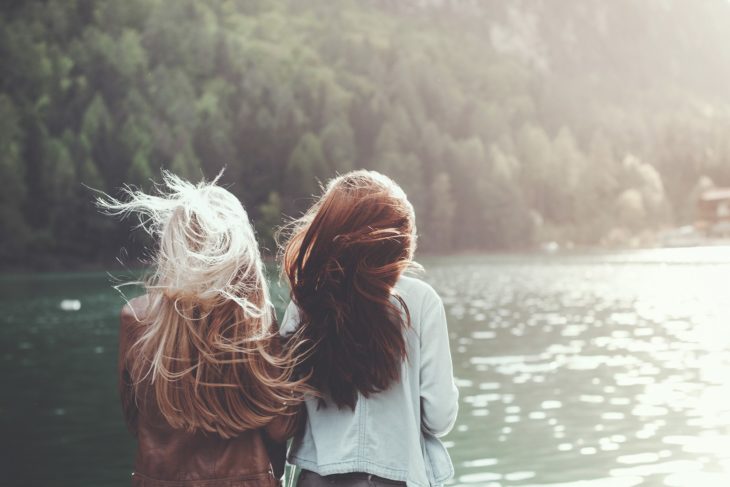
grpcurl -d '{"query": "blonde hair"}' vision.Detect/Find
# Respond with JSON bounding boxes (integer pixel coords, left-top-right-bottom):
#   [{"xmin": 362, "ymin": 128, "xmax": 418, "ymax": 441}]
[{"xmin": 98, "ymin": 171, "xmax": 306, "ymax": 438}]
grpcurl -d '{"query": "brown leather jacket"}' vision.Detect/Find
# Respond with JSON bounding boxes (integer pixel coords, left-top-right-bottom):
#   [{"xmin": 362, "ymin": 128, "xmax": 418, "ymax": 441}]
[{"xmin": 118, "ymin": 296, "xmax": 300, "ymax": 487}]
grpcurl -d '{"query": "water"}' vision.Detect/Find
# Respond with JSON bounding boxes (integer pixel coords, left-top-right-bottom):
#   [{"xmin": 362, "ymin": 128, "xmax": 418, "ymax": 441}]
[{"xmin": 1, "ymin": 249, "xmax": 730, "ymax": 486}]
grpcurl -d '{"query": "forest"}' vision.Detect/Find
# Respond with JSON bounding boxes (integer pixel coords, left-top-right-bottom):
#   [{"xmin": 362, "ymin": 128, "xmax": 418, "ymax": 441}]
[{"xmin": 3, "ymin": 0, "xmax": 730, "ymax": 269}]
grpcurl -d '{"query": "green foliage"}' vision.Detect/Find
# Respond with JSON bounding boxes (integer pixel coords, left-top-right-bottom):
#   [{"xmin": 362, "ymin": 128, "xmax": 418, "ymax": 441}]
[
  {"xmin": 423, "ymin": 172, "xmax": 455, "ymax": 252},
  {"xmin": 284, "ymin": 132, "xmax": 328, "ymax": 213},
  {"xmin": 256, "ymin": 191, "xmax": 283, "ymax": 253},
  {"xmin": 3, "ymin": 0, "xmax": 730, "ymax": 268},
  {"xmin": 0, "ymin": 95, "xmax": 30, "ymax": 260}
]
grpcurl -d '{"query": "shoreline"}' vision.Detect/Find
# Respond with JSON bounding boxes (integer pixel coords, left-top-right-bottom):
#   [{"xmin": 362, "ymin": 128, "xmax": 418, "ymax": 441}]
[{"xmin": 4, "ymin": 244, "xmax": 730, "ymax": 276}]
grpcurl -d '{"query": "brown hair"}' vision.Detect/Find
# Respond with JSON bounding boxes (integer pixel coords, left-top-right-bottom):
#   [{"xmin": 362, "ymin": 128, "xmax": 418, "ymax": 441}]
[
  {"xmin": 281, "ymin": 170, "xmax": 417, "ymax": 410},
  {"xmin": 100, "ymin": 172, "xmax": 308, "ymax": 438},
  {"xmin": 127, "ymin": 293, "xmax": 308, "ymax": 438}
]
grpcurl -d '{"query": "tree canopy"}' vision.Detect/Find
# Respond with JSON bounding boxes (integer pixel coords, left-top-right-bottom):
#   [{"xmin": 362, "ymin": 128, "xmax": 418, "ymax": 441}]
[{"xmin": 3, "ymin": 0, "xmax": 730, "ymax": 268}]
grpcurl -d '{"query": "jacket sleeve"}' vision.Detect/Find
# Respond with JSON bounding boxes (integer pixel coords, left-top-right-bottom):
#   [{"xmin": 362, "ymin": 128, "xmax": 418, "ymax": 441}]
[
  {"xmin": 262, "ymin": 394, "xmax": 306, "ymax": 479},
  {"xmin": 419, "ymin": 293, "xmax": 459, "ymax": 437},
  {"xmin": 264, "ymin": 402, "xmax": 305, "ymax": 443},
  {"xmin": 119, "ymin": 303, "xmax": 140, "ymax": 436},
  {"xmin": 263, "ymin": 408, "xmax": 297, "ymax": 479},
  {"xmin": 264, "ymin": 308, "xmax": 307, "ymax": 479}
]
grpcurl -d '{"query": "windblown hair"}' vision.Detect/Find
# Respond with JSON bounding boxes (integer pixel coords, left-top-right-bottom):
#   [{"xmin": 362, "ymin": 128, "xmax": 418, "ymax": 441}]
[
  {"xmin": 280, "ymin": 170, "xmax": 417, "ymax": 410},
  {"xmin": 98, "ymin": 171, "xmax": 306, "ymax": 438}
]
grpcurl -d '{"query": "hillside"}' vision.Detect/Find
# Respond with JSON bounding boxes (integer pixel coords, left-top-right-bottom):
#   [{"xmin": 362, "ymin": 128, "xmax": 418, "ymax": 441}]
[{"xmin": 2, "ymin": 0, "xmax": 730, "ymax": 267}]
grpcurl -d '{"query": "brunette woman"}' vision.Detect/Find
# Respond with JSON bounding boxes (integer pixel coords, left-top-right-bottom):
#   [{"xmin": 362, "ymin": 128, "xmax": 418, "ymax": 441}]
[
  {"xmin": 279, "ymin": 170, "xmax": 459, "ymax": 487},
  {"xmin": 99, "ymin": 173, "xmax": 305, "ymax": 487}
]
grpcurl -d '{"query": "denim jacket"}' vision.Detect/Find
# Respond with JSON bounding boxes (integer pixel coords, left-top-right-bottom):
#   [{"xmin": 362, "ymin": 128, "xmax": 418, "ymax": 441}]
[{"xmin": 280, "ymin": 276, "xmax": 459, "ymax": 487}]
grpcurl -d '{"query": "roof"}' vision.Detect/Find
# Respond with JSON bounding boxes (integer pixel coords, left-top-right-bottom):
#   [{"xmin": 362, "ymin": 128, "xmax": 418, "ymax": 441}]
[{"xmin": 700, "ymin": 188, "xmax": 730, "ymax": 202}]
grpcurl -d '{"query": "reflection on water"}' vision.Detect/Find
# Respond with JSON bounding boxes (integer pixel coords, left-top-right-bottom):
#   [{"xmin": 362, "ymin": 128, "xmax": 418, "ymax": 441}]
[
  {"xmin": 429, "ymin": 250, "xmax": 730, "ymax": 487},
  {"xmin": 1, "ymin": 249, "xmax": 729, "ymax": 486}
]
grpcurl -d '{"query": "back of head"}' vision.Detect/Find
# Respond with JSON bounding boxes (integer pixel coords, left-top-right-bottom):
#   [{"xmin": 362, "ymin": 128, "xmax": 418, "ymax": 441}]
[
  {"xmin": 281, "ymin": 170, "xmax": 417, "ymax": 409},
  {"xmin": 100, "ymin": 172, "xmax": 302, "ymax": 437}
]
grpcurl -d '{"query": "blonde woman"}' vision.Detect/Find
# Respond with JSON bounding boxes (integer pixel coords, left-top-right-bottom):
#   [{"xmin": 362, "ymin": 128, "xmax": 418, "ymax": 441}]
[{"xmin": 99, "ymin": 173, "xmax": 305, "ymax": 487}]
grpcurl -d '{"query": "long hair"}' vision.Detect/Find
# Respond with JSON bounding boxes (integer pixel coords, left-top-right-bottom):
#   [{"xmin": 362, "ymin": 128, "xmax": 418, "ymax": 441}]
[
  {"xmin": 280, "ymin": 170, "xmax": 417, "ymax": 410},
  {"xmin": 98, "ymin": 171, "xmax": 307, "ymax": 438}
]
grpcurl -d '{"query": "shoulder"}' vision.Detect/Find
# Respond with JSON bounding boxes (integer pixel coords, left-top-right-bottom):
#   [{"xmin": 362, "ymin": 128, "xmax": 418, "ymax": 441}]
[
  {"xmin": 395, "ymin": 276, "xmax": 444, "ymax": 338},
  {"xmin": 120, "ymin": 295, "xmax": 150, "ymax": 335},
  {"xmin": 279, "ymin": 300, "xmax": 301, "ymax": 337},
  {"xmin": 121, "ymin": 295, "xmax": 149, "ymax": 321},
  {"xmin": 395, "ymin": 275, "xmax": 442, "ymax": 309},
  {"xmin": 118, "ymin": 295, "xmax": 150, "ymax": 360}
]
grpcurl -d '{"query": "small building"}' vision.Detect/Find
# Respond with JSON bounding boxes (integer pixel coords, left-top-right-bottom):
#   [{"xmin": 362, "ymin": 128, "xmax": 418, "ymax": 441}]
[{"xmin": 697, "ymin": 188, "xmax": 730, "ymax": 237}]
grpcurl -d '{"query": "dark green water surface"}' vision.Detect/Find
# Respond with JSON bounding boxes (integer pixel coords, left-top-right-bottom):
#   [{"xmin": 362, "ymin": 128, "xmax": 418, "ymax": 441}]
[{"xmin": 2, "ymin": 249, "xmax": 730, "ymax": 486}]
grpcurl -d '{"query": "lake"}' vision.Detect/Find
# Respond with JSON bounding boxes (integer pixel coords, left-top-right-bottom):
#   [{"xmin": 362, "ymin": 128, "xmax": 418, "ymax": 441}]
[{"xmin": 1, "ymin": 249, "xmax": 729, "ymax": 487}]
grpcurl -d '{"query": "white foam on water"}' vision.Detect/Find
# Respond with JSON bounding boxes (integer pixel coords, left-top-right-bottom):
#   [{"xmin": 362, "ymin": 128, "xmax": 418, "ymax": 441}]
[
  {"xmin": 616, "ymin": 453, "xmax": 660, "ymax": 465},
  {"xmin": 59, "ymin": 299, "xmax": 81, "ymax": 311},
  {"xmin": 471, "ymin": 330, "xmax": 496, "ymax": 339},
  {"xmin": 458, "ymin": 471, "xmax": 502, "ymax": 483},
  {"xmin": 580, "ymin": 394, "xmax": 605, "ymax": 403},
  {"xmin": 462, "ymin": 458, "xmax": 498, "ymax": 468},
  {"xmin": 601, "ymin": 412, "xmax": 625, "ymax": 420},
  {"xmin": 505, "ymin": 471, "xmax": 536, "ymax": 481},
  {"xmin": 541, "ymin": 400, "xmax": 563, "ymax": 409}
]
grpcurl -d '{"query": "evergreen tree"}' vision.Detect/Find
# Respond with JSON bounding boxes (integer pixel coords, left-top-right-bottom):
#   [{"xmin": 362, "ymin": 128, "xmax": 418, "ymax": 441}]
[
  {"xmin": 2, "ymin": 0, "xmax": 730, "ymax": 267},
  {"xmin": 283, "ymin": 132, "xmax": 329, "ymax": 213},
  {"xmin": 425, "ymin": 172, "xmax": 456, "ymax": 252}
]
